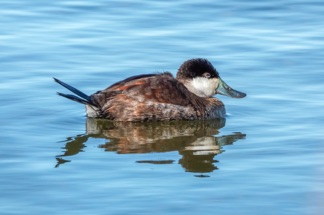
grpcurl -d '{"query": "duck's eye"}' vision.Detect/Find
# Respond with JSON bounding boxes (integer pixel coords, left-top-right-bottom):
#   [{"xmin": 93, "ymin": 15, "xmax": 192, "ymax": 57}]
[{"xmin": 203, "ymin": 73, "xmax": 211, "ymax": 78}]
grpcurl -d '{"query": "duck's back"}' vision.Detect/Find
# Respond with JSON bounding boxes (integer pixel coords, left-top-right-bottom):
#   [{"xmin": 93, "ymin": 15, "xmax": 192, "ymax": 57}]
[{"xmin": 89, "ymin": 72, "xmax": 209, "ymax": 121}]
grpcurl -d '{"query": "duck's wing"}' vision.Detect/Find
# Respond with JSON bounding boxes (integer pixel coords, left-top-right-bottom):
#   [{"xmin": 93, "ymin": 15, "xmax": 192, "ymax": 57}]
[
  {"xmin": 105, "ymin": 73, "xmax": 159, "ymax": 91},
  {"xmin": 91, "ymin": 72, "xmax": 194, "ymax": 108}
]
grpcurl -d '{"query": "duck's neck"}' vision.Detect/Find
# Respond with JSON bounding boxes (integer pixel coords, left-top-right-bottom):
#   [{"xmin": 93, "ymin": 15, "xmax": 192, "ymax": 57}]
[{"xmin": 177, "ymin": 79, "xmax": 209, "ymax": 111}]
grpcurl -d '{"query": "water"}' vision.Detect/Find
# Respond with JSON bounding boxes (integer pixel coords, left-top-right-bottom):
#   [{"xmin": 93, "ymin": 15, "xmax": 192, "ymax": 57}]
[{"xmin": 1, "ymin": 0, "xmax": 323, "ymax": 214}]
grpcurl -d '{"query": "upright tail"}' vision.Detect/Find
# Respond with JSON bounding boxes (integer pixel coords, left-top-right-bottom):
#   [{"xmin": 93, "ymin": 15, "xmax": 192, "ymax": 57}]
[{"xmin": 53, "ymin": 78, "xmax": 95, "ymax": 106}]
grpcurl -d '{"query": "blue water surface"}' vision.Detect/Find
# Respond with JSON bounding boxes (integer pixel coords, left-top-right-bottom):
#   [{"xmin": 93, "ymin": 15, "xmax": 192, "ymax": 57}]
[{"xmin": 0, "ymin": 0, "xmax": 323, "ymax": 214}]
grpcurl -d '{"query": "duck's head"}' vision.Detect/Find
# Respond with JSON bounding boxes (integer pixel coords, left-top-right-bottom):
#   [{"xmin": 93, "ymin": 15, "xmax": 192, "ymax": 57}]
[{"xmin": 176, "ymin": 58, "xmax": 246, "ymax": 98}]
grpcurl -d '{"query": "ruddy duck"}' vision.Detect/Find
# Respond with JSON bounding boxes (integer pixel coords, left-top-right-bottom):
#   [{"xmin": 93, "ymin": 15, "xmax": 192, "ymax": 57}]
[{"xmin": 54, "ymin": 58, "xmax": 246, "ymax": 121}]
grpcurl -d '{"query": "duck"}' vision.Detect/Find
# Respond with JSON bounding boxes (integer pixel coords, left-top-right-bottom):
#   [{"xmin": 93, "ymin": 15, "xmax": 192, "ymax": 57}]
[{"xmin": 54, "ymin": 58, "xmax": 246, "ymax": 121}]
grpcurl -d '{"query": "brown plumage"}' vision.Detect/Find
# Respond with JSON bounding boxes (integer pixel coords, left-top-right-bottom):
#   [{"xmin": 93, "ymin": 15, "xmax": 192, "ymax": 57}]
[{"xmin": 54, "ymin": 58, "xmax": 246, "ymax": 121}]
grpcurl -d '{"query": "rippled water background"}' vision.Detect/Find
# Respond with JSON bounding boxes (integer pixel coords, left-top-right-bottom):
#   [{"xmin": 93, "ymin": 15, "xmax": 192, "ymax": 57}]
[{"xmin": 1, "ymin": 0, "xmax": 323, "ymax": 214}]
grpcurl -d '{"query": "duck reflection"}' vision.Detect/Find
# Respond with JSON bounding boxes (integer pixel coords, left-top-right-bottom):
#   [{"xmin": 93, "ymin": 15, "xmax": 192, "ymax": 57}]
[{"xmin": 56, "ymin": 118, "xmax": 246, "ymax": 175}]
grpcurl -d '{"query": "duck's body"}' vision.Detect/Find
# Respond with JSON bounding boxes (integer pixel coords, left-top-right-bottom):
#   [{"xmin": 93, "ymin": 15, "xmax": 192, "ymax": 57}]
[
  {"xmin": 87, "ymin": 72, "xmax": 225, "ymax": 121},
  {"xmin": 54, "ymin": 58, "xmax": 246, "ymax": 122}
]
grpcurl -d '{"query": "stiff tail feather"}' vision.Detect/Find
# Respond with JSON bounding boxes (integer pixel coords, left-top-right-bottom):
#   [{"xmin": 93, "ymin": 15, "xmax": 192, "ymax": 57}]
[{"xmin": 53, "ymin": 77, "xmax": 95, "ymax": 106}]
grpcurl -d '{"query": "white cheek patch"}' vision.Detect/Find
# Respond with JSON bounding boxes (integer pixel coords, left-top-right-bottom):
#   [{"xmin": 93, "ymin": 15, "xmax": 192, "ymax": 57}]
[{"xmin": 191, "ymin": 77, "xmax": 219, "ymax": 97}]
